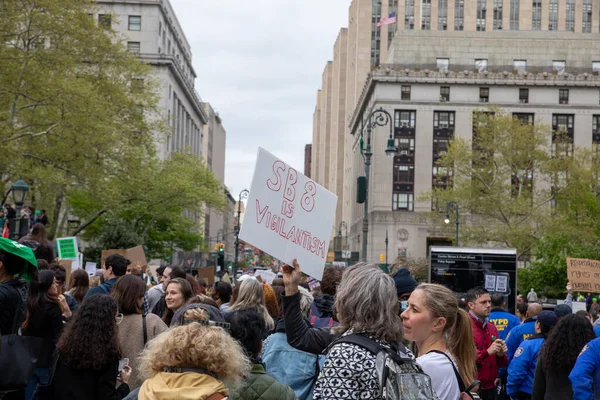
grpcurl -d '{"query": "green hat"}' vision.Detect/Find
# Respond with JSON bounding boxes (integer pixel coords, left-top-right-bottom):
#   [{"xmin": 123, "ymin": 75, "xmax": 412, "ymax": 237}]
[{"xmin": 0, "ymin": 238, "xmax": 38, "ymax": 281}]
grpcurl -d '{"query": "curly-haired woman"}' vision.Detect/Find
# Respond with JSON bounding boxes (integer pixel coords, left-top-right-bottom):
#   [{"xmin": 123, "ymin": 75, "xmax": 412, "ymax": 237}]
[
  {"xmin": 49, "ymin": 294, "xmax": 131, "ymax": 399},
  {"xmin": 532, "ymin": 313, "xmax": 595, "ymax": 400},
  {"xmin": 134, "ymin": 322, "xmax": 250, "ymax": 399}
]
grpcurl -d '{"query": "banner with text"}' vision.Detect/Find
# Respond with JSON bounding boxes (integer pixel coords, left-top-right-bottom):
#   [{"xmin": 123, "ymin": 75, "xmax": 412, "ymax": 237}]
[
  {"xmin": 239, "ymin": 148, "xmax": 337, "ymax": 280},
  {"xmin": 567, "ymin": 257, "xmax": 600, "ymax": 292}
]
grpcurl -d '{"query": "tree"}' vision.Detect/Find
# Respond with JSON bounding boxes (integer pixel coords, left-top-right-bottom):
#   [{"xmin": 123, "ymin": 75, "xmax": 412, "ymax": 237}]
[
  {"xmin": 423, "ymin": 109, "xmax": 567, "ymax": 258},
  {"xmin": 0, "ymin": 0, "xmax": 161, "ymax": 237}
]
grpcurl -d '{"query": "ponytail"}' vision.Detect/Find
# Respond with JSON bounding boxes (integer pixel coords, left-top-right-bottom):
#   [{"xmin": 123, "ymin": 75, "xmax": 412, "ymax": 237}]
[{"xmin": 449, "ymin": 308, "xmax": 477, "ymax": 386}]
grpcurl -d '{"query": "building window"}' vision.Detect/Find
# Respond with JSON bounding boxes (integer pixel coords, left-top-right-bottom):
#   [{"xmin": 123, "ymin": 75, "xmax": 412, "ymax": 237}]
[
  {"xmin": 98, "ymin": 14, "xmax": 111, "ymax": 29},
  {"xmin": 548, "ymin": 0, "xmax": 558, "ymax": 30},
  {"xmin": 388, "ymin": 0, "xmax": 398, "ymax": 46},
  {"xmin": 475, "ymin": 59, "xmax": 488, "ymax": 72},
  {"xmin": 493, "ymin": 0, "xmax": 503, "ymax": 29},
  {"xmin": 128, "ymin": 15, "xmax": 141, "ymax": 31},
  {"xmin": 440, "ymin": 86, "xmax": 450, "ymax": 102},
  {"xmin": 519, "ymin": 88, "xmax": 529, "ymax": 104},
  {"xmin": 553, "ymin": 114, "xmax": 574, "ymax": 131},
  {"xmin": 583, "ymin": 0, "xmax": 592, "ymax": 33},
  {"xmin": 514, "ymin": 113, "xmax": 534, "ymax": 124},
  {"xmin": 454, "ymin": 0, "xmax": 465, "ymax": 30},
  {"xmin": 421, "ymin": 0, "xmax": 431, "ymax": 30},
  {"xmin": 532, "ymin": 0, "xmax": 542, "ymax": 30},
  {"xmin": 593, "ymin": 115, "xmax": 600, "ymax": 132},
  {"xmin": 405, "ymin": 0, "xmax": 415, "ymax": 29},
  {"xmin": 127, "ymin": 42, "xmax": 141, "ymax": 53},
  {"xmin": 438, "ymin": 0, "xmax": 448, "ymax": 30},
  {"xmin": 371, "ymin": 0, "xmax": 382, "ymax": 66},
  {"xmin": 393, "ymin": 193, "xmax": 414, "ymax": 211},
  {"xmin": 513, "ymin": 60, "xmax": 527, "ymax": 73},
  {"xmin": 394, "ymin": 110, "xmax": 416, "ymax": 128},
  {"xmin": 566, "ymin": 0, "xmax": 576, "ymax": 32},
  {"xmin": 437, "ymin": 58, "xmax": 449, "ymax": 72},
  {"xmin": 477, "ymin": 0, "xmax": 486, "ymax": 31},
  {"xmin": 510, "ymin": 0, "xmax": 519, "ymax": 30},
  {"xmin": 396, "ymin": 138, "xmax": 415, "ymax": 155},
  {"xmin": 559, "ymin": 89, "xmax": 569, "ymax": 104},
  {"xmin": 401, "ymin": 85, "xmax": 411, "ymax": 100},
  {"xmin": 479, "ymin": 87, "xmax": 490, "ymax": 102},
  {"xmin": 593, "ymin": 62, "xmax": 600, "ymax": 73},
  {"xmin": 434, "ymin": 111, "xmax": 455, "ymax": 128},
  {"xmin": 395, "ymin": 165, "xmax": 415, "ymax": 183},
  {"xmin": 553, "ymin": 60, "xmax": 566, "ymax": 74}
]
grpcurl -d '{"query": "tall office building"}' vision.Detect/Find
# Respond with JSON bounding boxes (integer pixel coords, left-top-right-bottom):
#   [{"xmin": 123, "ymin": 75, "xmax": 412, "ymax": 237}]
[
  {"xmin": 304, "ymin": 144, "xmax": 312, "ymax": 178},
  {"xmin": 313, "ymin": 0, "xmax": 600, "ymax": 262}
]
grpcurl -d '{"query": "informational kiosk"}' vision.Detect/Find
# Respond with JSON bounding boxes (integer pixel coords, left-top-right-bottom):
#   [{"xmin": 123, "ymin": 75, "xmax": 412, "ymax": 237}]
[{"xmin": 429, "ymin": 247, "xmax": 518, "ymax": 313}]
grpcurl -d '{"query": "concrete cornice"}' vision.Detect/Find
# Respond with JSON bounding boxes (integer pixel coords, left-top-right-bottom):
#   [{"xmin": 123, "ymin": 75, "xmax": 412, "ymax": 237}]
[{"xmin": 349, "ymin": 67, "xmax": 600, "ymax": 134}]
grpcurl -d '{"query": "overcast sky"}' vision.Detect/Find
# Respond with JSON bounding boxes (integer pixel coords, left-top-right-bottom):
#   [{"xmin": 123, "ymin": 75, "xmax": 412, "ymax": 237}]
[{"xmin": 170, "ymin": 0, "xmax": 351, "ymax": 198}]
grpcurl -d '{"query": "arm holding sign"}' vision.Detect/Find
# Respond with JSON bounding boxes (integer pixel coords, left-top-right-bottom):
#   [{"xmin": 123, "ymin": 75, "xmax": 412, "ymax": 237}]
[{"xmin": 282, "ymin": 259, "xmax": 335, "ymax": 354}]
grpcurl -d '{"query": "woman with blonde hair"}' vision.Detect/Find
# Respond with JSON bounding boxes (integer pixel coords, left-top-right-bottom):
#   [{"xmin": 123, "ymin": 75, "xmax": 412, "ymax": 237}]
[
  {"xmin": 135, "ymin": 323, "xmax": 250, "ymax": 399},
  {"xmin": 401, "ymin": 283, "xmax": 478, "ymax": 399},
  {"xmin": 228, "ymin": 278, "xmax": 274, "ymax": 331}
]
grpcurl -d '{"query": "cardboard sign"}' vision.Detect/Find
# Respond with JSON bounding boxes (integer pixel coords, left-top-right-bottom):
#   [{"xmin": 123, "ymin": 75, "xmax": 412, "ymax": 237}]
[
  {"xmin": 567, "ymin": 257, "xmax": 600, "ymax": 292},
  {"xmin": 58, "ymin": 259, "xmax": 72, "ymax": 288},
  {"xmin": 56, "ymin": 237, "xmax": 78, "ymax": 260},
  {"xmin": 239, "ymin": 148, "xmax": 337, "ymax": 280},
  {"xmin": 101, "ymin": 246, "xmax": 147, "ymax": 267},
  {"xmin": 197, "ymin": 266, "xmax": 215, "ymax": 285}
]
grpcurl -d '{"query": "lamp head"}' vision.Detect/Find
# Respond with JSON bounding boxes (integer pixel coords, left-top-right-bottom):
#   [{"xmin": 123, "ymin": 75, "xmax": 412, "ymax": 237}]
[
  {"xmin": 444, "ymin": 215, "xmax": 451, "ymax": 224},
  {"xmin": 385, "ymin": 137, "xmax": 397, "ymax": 158}
]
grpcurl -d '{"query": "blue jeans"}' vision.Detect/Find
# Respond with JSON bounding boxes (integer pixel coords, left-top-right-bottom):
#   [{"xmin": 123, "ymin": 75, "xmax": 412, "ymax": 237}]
[{"xmin": 25, "ymin": 368, "xmax": 49, "ymax": 400}]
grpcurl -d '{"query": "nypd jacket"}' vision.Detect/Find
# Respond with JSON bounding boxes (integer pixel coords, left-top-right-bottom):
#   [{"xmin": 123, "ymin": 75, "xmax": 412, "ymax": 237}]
[
  {"xmin": 506, "ymin": 334, "xmax": 544, "ymax": 397},
  {"xmin": 506, "ymin": 318, "xmax": 537, "ymax": 361},
  {"xmin": 489, "ymin": 309, "xmax": 521, "ymax": 341},
  {"xmin": 569, "ymin": 337, "xmax": 600, "ymax": 400}
]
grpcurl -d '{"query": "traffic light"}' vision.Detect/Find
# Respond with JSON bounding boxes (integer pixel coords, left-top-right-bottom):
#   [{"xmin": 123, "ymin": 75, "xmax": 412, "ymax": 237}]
[
  {"xmin": 357, "ymin": 176, "xmax": 367, "ymax": 203},
  {"xmin": 380, "ymin": 253, "xmax": 385, "ymax": 262},
  {"xmin": 215, "ymin": 243, "xmax": 225, "ymax": 268}
]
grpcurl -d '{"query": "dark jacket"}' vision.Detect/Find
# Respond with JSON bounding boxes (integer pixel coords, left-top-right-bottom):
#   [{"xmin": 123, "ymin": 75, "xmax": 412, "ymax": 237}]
[
  {"xmin": 312, "ymin": 294, "xmax": 334, "ymax": 318},
  {"xmin": 231, "ymin": 364, "xmax": 296, "ymax": 400},
  {"xmin": 22, "ymin": 299, "xmax": 63, "ymax": 367},
  {"xmin": 532, "ymin": 353, "xmax": 574, "ymax": 400},
  {"xmin": 0, "ymin": 278, "xmax": 28, "ymax": 335},
  {"xmin": 469, "ymin": 312, "xmax": 508, "ymax": 390},
  {"xmin": 282, "ymin": 291, "xmax": 334, "ymax": 355},
  {"xmin": 86, "ymin": 277, "xmax": 118, "ymax": 298},
  {"xmin": 51, "ymin": 358, "xmax": 130, "ymax": 400}
]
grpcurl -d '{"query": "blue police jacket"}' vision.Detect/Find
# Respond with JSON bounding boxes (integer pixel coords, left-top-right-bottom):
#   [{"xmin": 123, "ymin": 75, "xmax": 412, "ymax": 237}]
[
  {"xmin": 489, "ymin": 309, "xmax": 521, "ymax": 341},
  {"xmin": 594, "ymin": 326, "xmax": 600, "ymax": 338},
  {"xmin": 506, "ymin": 318, "xmax": 537, "ymax": 361},
  {"xmin": 570, "ymin": 337, "xmax": 600, "ymax": 400},
  {"xmin": 507, "ymin": 335, "xmax": 544, "ymax": 397}
]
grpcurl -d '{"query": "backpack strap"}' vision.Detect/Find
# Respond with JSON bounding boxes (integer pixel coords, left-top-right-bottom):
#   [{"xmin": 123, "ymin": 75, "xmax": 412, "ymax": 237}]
[
  {"xmin": 427, "ymin": 350, "xmax": 467, "ymax": 392},
  {"xmin": 205, "ymin": 393, "xmax": 226, "ymax": 400},
  {"xmin": 142, "ymin": 313, "xmax": 148, "ymax": 345}
]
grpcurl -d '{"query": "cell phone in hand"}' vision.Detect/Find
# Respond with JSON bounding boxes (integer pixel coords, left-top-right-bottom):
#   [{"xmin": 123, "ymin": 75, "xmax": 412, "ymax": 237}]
[{"xmin": 118, "ymin": 358, "xmax": 129, "ymax": 372}]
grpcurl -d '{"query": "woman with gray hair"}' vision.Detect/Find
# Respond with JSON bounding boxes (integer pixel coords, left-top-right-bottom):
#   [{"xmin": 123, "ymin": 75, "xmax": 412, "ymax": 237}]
[
  {"xmin": 281, "ymin": 260, "xmax": 414, "ymax": 400},
  {"xmin": 261, "ymin": 286, "xmax": 325, "ymax": 400}
]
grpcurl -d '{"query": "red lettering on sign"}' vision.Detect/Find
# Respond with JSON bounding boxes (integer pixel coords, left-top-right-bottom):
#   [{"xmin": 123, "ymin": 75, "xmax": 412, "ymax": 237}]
[
  {"xmin": 256, "ymin": 200, "xmax": 269, "ymax": 224},
  {"xmin": 267, "ymin": 161, "xmax": 286, "ymax": 192},
  {"xmin": 301, "ymin": 181, "xmax": 317, "ymax": 212},
  {"xmin": 283, "ymin": 168, "xmax": 298, "ymax": 202}
]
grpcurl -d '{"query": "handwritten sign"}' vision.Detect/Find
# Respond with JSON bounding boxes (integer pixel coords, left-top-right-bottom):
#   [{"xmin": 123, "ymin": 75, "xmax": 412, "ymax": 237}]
[
  {"xmin": 239, "ymin": 148, "xmax": 337, "ymax": 280},
  {"xmin": 57, "ymin": 237, "xmax": 78, "ymax": 260},
  {"xmin": 567, "ymin": 257, "xmax": 600, "ymax": 292}
]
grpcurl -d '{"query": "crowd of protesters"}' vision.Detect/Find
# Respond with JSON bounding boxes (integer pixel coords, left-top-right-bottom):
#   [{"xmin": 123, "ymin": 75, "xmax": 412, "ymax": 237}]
[{"xmin": 4, "ymin": 236, "xmax": 600, "ymax": 400}]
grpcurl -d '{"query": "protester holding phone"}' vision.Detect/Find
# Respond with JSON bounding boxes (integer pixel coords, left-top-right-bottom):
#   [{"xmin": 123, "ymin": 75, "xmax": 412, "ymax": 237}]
[{"xmin": 43, "ymin": 294, "xmax": 131, "ymax": 399}]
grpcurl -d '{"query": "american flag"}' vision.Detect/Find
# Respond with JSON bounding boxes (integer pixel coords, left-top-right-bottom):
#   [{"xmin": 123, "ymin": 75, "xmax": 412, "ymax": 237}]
[{"xmin": 377, "ymin": 12, "xmax": 397, "ymax": 27}]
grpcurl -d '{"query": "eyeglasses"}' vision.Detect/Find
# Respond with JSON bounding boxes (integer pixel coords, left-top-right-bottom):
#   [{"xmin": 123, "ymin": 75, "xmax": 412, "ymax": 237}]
[{"xmin": 116, "ymin": 313, "xmax": 124, "ymax": 325}]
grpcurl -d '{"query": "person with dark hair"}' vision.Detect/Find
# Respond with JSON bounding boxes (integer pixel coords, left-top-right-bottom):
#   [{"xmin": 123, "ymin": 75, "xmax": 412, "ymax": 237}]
[
  {"xmin": 145, "ymin": 265, "xmax": 166, "ymax": 312},
  {"xmin": 48, "ymin": 294, "xmax": 131, "ymax": 399},
  {"xmin": 466, "ymin": 286, "xmax": 508, "ymax": 400},
  {"xmin": 506, "ymin": 302, "xmax": 542, "ymax": 361},
  {"xmin": 507, "ymin": 310, "xmax": 557, "ymax": 400},
  {"xmin": 86, "ymin": 254, "xmax": 130, "ymax": 298},
  {"xmin": 51, "ymin": 264, "xmax": 78, "ymax": 316},
  {"xmin": 197, "ymin": 278, "xmax": 207, "ymax": 295},
  {"xmin": 532, "ymin": 314, "xmax": 595, "ymax": 400},
  {"xmin": 229, "ymin": 309, "xmax": 296, "ymax": 400},
  {"xmin": 489, "ymin": 293, "xmax": 521, "ymax": 341},
  {"xmin": 23, "ymin": 269, "xmax": 70, "ymax": 398},
  {"xmin": 185, "ymin": 273, "xmax": 202, "ymax": 295},
  {"xmin": 308, "ymin": 266, "xmax": 343, "ymax": 327},
  {"xmin": 516, "ymin": 301, "xmax": 528, "ymax": 323},
  {"xmin": 149, "ymin": 265, "xmax": 186, "ymax": 317},
  {"xmin": 111, "ymin": 275, "xmax": 168, "ymax": 389},
  {"xmin": 37, "ymin": 209, "xmax": 48, "ymax": 226},
  {"xmin": 66, "ymin": 268, "xmax": 90, "ymax": 304},
  {"xmin": 18, "ymin": 223, "xmax": 55, "ymax": 263},
  {"xmin": 393, "ymin": 267, "xmax": 418, "ymax": 312},
  {"xmin": 163, "ymin": 278, "xmax": 194, "ymax": 326},
  {"xmin": 36, "ymin": 259, "xmax": 49, "ymax": 270},
  {"xmin": 213, "ymin": 281, "xmax": 233, "ymax": 311}
]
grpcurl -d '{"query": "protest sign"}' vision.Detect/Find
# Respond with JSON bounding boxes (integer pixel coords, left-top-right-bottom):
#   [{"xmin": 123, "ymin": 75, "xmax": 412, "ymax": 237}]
[
  {"xmin": 58, "ymin": 259, "xmax": 72, "ymax": 287},
  {"xmin": 56, "ymin": 237, "xmax": 78, "ymax": 260},
  {"xmin": 567, "ymin": 257, "xmax": 600, "ymax": 292},
  {"xmin": 239, "ymin": 148, "xmax": 337, "ymax": 281},
  {"xmin": 85, "ymin": 262, "xmax": 97, "ymax": 276},
  {"xmin": 197, "ymin": 266, "xmax": 215, "ymax": 285},
  {"xmin": 254, "ymin": 269, "xmax": 277, "ymax": 285},
  {"xmin": 101, "ymin": 246, "xmax": 147, "ymax": 267}
]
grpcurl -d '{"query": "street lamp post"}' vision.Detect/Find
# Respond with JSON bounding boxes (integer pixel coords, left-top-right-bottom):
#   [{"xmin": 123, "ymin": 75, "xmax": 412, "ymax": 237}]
[
  {"xmin": 234, "ymin": 189, "xmax": 249, "ymax": 277},
  {"xmin": 385, "ymin": 230, "xmax": 389, "ymax": 270},
  {"xmin": 9, "ymin": 178, "xmax": 29, "ymax": 240},
  {"xmin": 444, "ymin": 201, "xmax": 459, "ymax": 247},
  {"xmin": 360, "ymin": 107, "xmax": 397, "ymax": 262}
]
